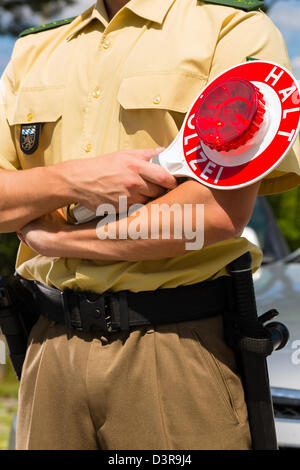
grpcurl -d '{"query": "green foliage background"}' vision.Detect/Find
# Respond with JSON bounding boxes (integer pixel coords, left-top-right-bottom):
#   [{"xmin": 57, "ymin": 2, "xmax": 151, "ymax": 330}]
[
  {"xmin": 0, "ymin": 234, "xmax": 19, "ymax": 276},
  {"xmin": 267, "ymin": 188, "xmax": 300, "ymax": 252}
]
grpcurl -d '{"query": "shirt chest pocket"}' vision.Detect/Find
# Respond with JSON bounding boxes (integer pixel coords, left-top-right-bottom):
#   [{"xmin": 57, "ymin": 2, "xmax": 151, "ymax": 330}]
[
  {"xmin": 6, "ymin": 86, "xmax": 64, "ymax": 169},
  {"xmin": 117, "ymin": 72, "xmax": 207, "ymax": 149}
]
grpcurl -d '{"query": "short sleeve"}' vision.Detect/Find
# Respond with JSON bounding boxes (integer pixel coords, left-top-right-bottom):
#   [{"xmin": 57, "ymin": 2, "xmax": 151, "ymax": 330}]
[
  {"xmin": 0, "ymin": 62, "xmax": 20, "ymax": 171},
  {"xmin": 208, "ymin": 10, "xmax": 300, "ymax": 195}
]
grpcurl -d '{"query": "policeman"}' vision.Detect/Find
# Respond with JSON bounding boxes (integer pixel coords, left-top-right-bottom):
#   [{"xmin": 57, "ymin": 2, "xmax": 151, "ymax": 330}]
[{"xmin": 0, "ymin": 0, "xmax": 299, "ymax": 450}]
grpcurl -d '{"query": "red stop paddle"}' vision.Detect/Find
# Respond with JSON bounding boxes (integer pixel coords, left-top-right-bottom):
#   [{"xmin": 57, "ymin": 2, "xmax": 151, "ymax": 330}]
[{"xmin": 74, "ymin": 60, "xmax": 300, "ymax": 223}]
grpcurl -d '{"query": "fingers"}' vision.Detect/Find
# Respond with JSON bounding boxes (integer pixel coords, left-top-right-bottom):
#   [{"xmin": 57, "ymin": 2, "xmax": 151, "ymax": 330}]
[
  {"xmin": 128, "ymin": 147, "xmax": 165, "ymax": 161},
  {"xmin": 138, "ymin": 180, "xmax": 166, "ymax": 198},
  {"xmin": 123, "ymin": 148, "xmax": 177, "ymax": 190},
  {"xmin": 138, "ymin": 160, "xmax": 177, "ymax": 190}
]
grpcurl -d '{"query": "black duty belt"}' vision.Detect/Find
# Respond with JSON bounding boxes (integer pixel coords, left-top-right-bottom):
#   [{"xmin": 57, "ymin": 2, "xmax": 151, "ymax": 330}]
[{"xmin": 13, "ymin": 274, "xmax": 232, "ymax": 335}]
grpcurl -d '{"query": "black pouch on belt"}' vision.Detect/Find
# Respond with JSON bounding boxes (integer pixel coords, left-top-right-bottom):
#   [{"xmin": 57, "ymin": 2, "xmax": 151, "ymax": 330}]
[{"xmin": 0, "ymin": 276, "xmax": 39, "ymax": 380}]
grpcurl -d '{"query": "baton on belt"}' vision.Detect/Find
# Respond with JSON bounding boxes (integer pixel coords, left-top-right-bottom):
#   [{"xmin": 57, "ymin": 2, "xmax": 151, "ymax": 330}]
[{"xmin": 226, "ymin": 252, "xmax": 289, "ymax": 450}]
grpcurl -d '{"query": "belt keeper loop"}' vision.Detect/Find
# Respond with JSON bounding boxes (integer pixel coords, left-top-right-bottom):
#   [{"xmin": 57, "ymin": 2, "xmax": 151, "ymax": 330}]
[
  {"xmin": 62, "ymin": 290, "xmax": 71, "ymax": 329},
  {"xmin": 119, "ymin": 292, "xmax": 129, "ymax": 331}
]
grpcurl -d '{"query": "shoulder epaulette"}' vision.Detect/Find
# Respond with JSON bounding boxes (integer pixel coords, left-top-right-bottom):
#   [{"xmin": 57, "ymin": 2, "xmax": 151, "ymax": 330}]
[
  {"xmin": 202, "ymin": 0, "xmax": 264, "ymax": 12},
  {"xmin": 19, "ymin": 17, "xmax": 76, "ymax": 38}
]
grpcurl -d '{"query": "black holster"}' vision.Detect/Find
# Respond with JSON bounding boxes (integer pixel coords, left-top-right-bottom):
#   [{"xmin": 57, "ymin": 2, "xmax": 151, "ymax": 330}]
[
  {"xmin": 225, "ymin": 252, "xmax": 289, "ymax": 450},
  {"xmin": 0, "ymin": 276, "xmax": 39, "ymax": 380}
]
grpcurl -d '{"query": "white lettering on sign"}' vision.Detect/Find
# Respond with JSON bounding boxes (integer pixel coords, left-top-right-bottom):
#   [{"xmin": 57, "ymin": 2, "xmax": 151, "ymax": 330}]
[
  {"xmin": 283, "ymin": 108, "xmax": 300, "ymax": 119},
  {"xmin": 278, "ymin": 129, "xmax": 296, "ymax": 141},
  {"xmin": 184, "ymin": 133, "xmax": 198, "ymax": 146},
  {"xmin": 214, "ymin": 165, "xmax": 224, "ymax": 184},
  {"xmin": 189, "ymin": 150, "xmax": 224, "ymax": 185},
  {"xmin": 187, "ymin": 114, "xmax": 195, "ymax": 130},
  {"xmin": 201, "ymin": 161, "xmax": 217, "ymax": 180},
  {"xmin": 186, "ymin": 144, "xmax": 201, "ymax": 156},
  {"xmin": 279, "ymin": 86, "xmax": 297, "ymax": 103},
  {"xmin": 189, "ymin": 151, "xmax": 207, "ymax": 170},
  {"xmin": 265, "ymin": 66, "xmax": 284, "ymax": 86}
]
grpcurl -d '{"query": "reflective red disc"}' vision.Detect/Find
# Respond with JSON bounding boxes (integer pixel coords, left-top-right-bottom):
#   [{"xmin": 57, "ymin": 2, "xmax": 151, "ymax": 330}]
[
  {"xmin": 181, "ymin": 60, "xmax": 300, "ymax": 189},
  {"xmin": 194, "ymin": 79, "xmax": 265, "ymax": 151}
]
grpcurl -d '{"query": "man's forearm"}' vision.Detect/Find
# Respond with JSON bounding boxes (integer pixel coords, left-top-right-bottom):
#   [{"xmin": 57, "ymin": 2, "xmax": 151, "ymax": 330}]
[
  {"xmin": 0, "ymin": 148, "xmax": 176, "ymax": 233},
  {"xmin": 54, "ymin": 224, "xmax": 194, "ymax": 261},
  {"xmin": 34, "ymin": 180, "xmax": 260, "ymax": 261},
  {"xmin": 0, "ymin": 165, "xmax": 73, "ymax": 233},
  {"xmin": 42, "ymin": 203, "xmax": 233, "ymax": 261}
]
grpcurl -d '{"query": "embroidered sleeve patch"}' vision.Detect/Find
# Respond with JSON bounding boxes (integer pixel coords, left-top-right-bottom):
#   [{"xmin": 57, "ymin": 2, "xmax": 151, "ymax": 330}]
[{"xmin": 20, "ymin": 124, "xmax": 41, "ymax": 155}]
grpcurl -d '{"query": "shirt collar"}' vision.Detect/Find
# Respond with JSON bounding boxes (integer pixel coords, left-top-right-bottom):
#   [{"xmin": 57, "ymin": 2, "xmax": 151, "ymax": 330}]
[
  {"xmin": 123, "ymin": 0, "xmax": 176, "ymax": 25},
  {"xmin": 67, "ymin": 0, "xmax": 175, "ymax": 39},
  {"xmin": 66, "ymin": 2, "xmax": 108, "ymax": 40}
]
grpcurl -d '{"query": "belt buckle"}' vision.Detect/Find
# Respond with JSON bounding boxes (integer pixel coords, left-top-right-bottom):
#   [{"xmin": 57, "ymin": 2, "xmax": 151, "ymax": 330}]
[{"xmin": 77, "ymin": 291, "xmax": 117, "ymax": 334}]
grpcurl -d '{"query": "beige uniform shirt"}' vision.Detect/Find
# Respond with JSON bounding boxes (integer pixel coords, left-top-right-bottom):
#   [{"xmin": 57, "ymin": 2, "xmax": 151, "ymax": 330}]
[{"xmin": 0, "ymin": 0, "xmax": 299, "ymax": 293}]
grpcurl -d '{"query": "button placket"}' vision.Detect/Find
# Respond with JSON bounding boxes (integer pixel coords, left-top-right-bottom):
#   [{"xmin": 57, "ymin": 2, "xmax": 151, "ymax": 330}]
[
  {"xmin": 81, "ymin": 35, "xmax": 110, "ymax": 155},
  {"xmin": 81, "ymin": 20, "xmax": 149, "ymax": 158},
  {"xmin": 81, "ymin": 29, "xmax": 116, "ymax": 155}
]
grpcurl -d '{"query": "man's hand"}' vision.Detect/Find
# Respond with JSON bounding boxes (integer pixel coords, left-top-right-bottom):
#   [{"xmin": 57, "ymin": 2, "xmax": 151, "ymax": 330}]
[
  {"xmin": 62, "ymin": 148, "xmax": 177, "ymax": 212},
  {"xmin": 17, "ymin": 211, "xmax": 72, "ymax": 256},
  {"xmin": 0, "ymin": 147, "xmax": 176, "ymax": 233}
]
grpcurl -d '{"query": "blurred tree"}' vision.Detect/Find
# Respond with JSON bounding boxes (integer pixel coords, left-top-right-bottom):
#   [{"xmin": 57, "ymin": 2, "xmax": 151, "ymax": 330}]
[
  {"xmin": 0, "ymin": 234, "xmax": 19, "ymax": 276},
  {"xmin": 268, "ymin": 187, "xmax": 300, "ymax": 252},
  {"xmin": 0, "ymin": 0, "xmax": 76, "ymax": 35}
]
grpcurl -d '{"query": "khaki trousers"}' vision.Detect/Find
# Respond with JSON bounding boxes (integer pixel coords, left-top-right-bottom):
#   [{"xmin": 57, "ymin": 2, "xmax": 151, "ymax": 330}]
[{"xmin": 16, "ymin": 314, "xmax": 251, "ymax": 450}]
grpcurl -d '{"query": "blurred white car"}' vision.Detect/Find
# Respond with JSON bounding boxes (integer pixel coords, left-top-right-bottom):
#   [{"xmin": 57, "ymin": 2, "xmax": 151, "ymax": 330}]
[{"xmin": 244, "ymin": 197, "xmax": 300, "ymax": 449}]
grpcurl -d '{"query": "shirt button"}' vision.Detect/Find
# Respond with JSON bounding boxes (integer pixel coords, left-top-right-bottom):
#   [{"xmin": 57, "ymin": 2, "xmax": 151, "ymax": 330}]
[
  {"xmin": 84, "ymin": 143, "xmax": 93, "ymax": 153},
  {"xmin": 27, "ymin": 112, "xmax": 34, "ymax": 122},
  {"xmin": 153, "ymin": 95, "xmax": 161, "ymax": 105},
  {"xmin": 103, "ymin": 39, "xmax": 111, "ymax": 49},
  {"xmin": 92, "ymin": 87, "xmax": 101, "ymax": 99}
]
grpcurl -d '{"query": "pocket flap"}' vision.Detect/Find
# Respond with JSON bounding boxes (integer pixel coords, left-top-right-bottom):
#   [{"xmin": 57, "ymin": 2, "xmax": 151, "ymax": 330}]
[
  {"xmin": 117, "ymin": 73, "xmax": 207, "ymax": 113},
  {"xmin": 7, "ymin": 86, "xmax": 64, "ymax": 125}
]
